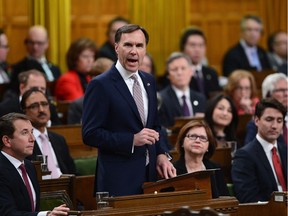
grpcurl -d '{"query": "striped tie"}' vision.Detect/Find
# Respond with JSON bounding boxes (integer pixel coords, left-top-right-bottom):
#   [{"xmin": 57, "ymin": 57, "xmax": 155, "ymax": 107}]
[{"xmin": 131, "ymin": 74, "xmax": 145, "ymax": 126}]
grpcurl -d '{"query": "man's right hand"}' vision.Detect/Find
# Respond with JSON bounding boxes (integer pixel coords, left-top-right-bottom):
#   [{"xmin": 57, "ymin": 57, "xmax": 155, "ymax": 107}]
[{"xmin": 133, "ymin": 128, "xmax": 159, "ymax": 146}]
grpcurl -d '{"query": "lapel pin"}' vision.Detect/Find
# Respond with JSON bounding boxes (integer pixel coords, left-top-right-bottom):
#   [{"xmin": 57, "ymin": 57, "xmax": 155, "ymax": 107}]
[
  {"xmin": 147, "ymin": 83, "xmax": 150, "ymax": 86},
  {"xmin": 193, "ymin": 100, "xmax": 199, "ymax": 106}
]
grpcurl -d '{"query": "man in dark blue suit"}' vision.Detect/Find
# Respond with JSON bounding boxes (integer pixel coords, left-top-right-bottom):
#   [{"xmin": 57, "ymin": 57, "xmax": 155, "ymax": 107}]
[
  {"xmin": 232, "ymin": 98, "xmax": 287, "ymax": 203},
  {"xmin": 82, "ymin": 24, "xmax": 176, "ymax": 197},
  {"xmin": 0, "ymin": 113, "xmax": 70, "ymax": 215},
  {"xmin": 158, "ymin": 52, "xmax": 206, "ymax": 128},
  {"xmin": 222, "ymin": 15, "xmax": 271, "ymax": 77}
]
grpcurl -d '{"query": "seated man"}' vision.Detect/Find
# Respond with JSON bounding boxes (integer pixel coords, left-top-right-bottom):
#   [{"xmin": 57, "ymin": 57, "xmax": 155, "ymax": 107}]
[
  {"xmin": 10, "ymin": 25, "xmax": 61, "ymax": 95},
  {"xmin": 21, "ymin": 88, "xmax": 76, "ymax": 178},
  {"xmin": 0, "ymin": 112, "xmax": 70, "ymax": 215},
  {"xmin": 180, "ymin": 27, "xmax": 221, "ymax": 98},
  {"xmin": 0, "ymin": 69, "xmax": 61, "ymax": 126},
  {"xmin": 232, "ymin": 98, "xmax": 287, "ymax": 203},
  {"xmin": 158, "ymin": 52, "xmax": 206, "ymax": 128},
  {"xmin": 222, "ymin": 15, "xmax": 271, "ymax": 77}
]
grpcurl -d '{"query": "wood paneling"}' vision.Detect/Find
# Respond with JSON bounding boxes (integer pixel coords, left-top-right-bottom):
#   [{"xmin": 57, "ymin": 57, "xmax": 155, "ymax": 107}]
[
  {"xmin": 0, "ymin": 0, "xmax": 286, "ymax": 76},
  {"xmin": 0, "ymin": 0, "xmax": 30, "ymax": 64}
]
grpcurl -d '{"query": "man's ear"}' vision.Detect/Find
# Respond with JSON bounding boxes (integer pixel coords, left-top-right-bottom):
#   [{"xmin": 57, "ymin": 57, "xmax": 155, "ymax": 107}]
[
  {"xmin": 254, "ymin": 116, "xmax": 259, "ymax": 128},
  {"xmin": 2, "ymin": 135, "xmax": 12, "ymax": 148}
]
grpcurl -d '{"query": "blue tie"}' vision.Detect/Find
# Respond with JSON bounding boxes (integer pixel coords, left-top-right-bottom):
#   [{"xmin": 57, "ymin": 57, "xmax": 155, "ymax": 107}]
[{"xmin": 251, "ymin": 49, "xmax": 262, "ymax": 71}]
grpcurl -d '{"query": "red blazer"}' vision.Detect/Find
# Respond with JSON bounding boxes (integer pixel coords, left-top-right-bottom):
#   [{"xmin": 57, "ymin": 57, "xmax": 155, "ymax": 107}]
[{"xmin": 55, "ymin": 70, "xmax": 91, "ymax": 101}]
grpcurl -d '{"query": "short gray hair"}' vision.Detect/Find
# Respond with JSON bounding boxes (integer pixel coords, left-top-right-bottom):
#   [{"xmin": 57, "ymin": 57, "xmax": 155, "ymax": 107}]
[
  {"xmin": 262, "ymin": 73, "xmax": 287, "ymax": 98},
  {"xmin": 166, "ymin": 52, "xmax": 191, "ymax": 69}
]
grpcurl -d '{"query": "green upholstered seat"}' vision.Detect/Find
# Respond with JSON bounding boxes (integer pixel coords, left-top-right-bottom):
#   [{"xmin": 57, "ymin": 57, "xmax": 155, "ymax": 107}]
[{"xmin": 74, "ymin": 156, "xmax": 97, "ymax": 176}]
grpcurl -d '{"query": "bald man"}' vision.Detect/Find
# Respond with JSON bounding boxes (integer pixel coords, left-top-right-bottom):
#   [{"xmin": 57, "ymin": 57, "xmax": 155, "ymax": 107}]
[{"xmin": 10, "ymin": 25, "xmax": 61, "ymax": 95}]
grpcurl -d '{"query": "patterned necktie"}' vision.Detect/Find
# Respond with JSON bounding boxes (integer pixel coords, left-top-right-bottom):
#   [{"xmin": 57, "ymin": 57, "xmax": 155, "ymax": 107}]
[
  {"xmin": 182, "ymin": 95, "xmax": 190, "ymax": 117},
  {"xmin": 39, "ymin": 134, "xmax": 61, "ymax": 178},
  {"xmin": 131, "ymin": 74, "xmax": 145, "ymax": 126},
  {"xmin": 271, "ymin": 147, "xmax": 287, "ymax": 191},
  {"xmin": 19, "ymin": 164, "xmax": 34, "ymax": 211},
  {"xmin": 195, "ymin": 70, "xmax": 205, "ymax": 94}
]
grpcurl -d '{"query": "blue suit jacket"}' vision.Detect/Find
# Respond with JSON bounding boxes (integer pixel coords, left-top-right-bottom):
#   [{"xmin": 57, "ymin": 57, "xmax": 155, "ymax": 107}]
[
  {"xmin": 0, "ymin": 152, "xmax": 40, "ymax": 215},
  {"xmin": 82, "ymin": 66, "xmax": 166, "ymax": 196},
  {"xmin": 158, "ymin": 85, "xmax": 206, "ymax": 128},
  {"xmin": 232, "ymin": 138, "xmax": 287, "ymax": 203}
]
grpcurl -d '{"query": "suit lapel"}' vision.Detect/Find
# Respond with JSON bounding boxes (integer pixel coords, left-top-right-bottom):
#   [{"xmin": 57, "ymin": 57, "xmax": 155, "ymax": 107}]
[{"xmin": 168, "ymin": 86, "xmax": 182, "ymax": 115}]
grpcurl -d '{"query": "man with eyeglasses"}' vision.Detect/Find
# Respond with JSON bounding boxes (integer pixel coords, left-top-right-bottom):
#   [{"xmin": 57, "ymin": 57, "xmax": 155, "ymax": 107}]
[
  {"xmin": 0, "ymin": 28, "xmax": 10, "ymax": 84},
  {"xmin": 222, "ymin": 15, "xmax": 271, "ymax": 77},
  {"xmin": 9, "ymin": 25, "xmax": 61, "ymax": 95},
  {"xmin": 20, "ymin": 87, "xmax": 76, "ymax": 178},
  {"xmin": 244, "ymin": 73, "xmax": 288, "ymax": 145},
  {"xmin": 0, "ymin": 70, "xmax": 61, "ymax": 126}
]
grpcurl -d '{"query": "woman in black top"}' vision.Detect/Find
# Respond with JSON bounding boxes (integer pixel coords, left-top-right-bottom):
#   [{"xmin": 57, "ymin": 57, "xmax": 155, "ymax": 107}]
[{"xmin": 173, "ymin": 119, "xmax": 229, "ymax": 198}]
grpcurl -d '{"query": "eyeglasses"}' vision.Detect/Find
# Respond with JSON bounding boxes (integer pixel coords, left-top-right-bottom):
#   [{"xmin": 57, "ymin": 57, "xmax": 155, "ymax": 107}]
[
  {"xmin": 186, "ymin": 134, "xmax": 208, "ymax": 142},
  {"xmin": 25, "ymin": 40, "xmax": 46, "ymax": 46},
  {"xmin": 25, "ymin": 101, "xmax": 49, "ymax": 111},
  {"xmin": 235, "ymin": 86, "xmax": 251, "ymax": 91},
  {"xmin": 273, "ymin": 88, "xmax": 288, "ymax": 94}
]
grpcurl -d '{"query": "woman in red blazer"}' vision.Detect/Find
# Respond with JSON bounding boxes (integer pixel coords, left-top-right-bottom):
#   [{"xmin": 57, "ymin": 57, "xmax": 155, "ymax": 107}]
[{"xmin": 55, "ymin": 38, "xmax": 97, "ymax": 101}]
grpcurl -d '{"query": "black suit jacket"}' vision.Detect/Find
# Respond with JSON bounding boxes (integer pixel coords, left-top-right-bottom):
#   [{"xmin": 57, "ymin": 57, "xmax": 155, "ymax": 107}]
[
  {"xmin": 158, "ymin": 85, "xmax": 206, "ymax": 128},
  {"xmin": 10, "ymin": 57, "xmax": 61, "ymax": 94},
  {"xmin": 173, "ymin": 156, "xmax": 229, "ymax": 198},
  {"xmin": 222, "ymin": 42, "xmax": 271, "ymax": 77},
  {"xmin": 0, "ymin": 96, "xmax": 61, "ymax": 126},
  {"xmin": 27, "ymin": 131, "xmax": 76, "ymax": 175},
  {"xmin": 232, "ymin": 138, "xmax": 287, "ymax": 203},
  {"xmin": 0, "ymin": 152, "xmax": 40, "ymax": 215},
  {"xmin": 97, "ymin": 41, "xmax": 117, "ymax": 62},
  {"xmin": 190, "ymin": 66, "xmax": 221, "ymax": 98}
]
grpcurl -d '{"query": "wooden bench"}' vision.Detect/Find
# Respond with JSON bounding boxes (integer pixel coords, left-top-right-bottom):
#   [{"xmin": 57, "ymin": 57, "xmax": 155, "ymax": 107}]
[{"xmin": 48, "ymin": 125, "xmax": 97, "ymax": 159}]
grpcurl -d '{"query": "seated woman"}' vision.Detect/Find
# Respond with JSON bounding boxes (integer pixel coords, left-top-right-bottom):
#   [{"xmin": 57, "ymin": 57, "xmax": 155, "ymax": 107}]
[
  {"xmin": 173, "ymin": 119, "xmax": 229, "ymax": 198},
  {"xmin": 224, "ymin": 69, "xmax": 259, "ymax": 115},
  {"xmin": 55, "ymin": 38, "xmax": 97, "ymax": 101},
  {"xmin": 204, "ymin": 94, "xmax": 238, "ymax": 147}
]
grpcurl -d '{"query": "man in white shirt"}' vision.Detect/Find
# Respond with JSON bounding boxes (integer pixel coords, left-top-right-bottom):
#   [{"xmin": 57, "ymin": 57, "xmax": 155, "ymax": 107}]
[
  {"xmin": 232, "ymin": 98, "xmax": 287, "ymax": 203},
  {"xmin": 0, "ymin": 112, "xmax": 70, "ymax": 215}
]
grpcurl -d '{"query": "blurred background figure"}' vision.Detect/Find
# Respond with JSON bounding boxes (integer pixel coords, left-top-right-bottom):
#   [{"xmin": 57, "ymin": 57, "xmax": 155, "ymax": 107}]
[
  {"xmin": 222, "ymin": 15, "xmax": 271, "ymax": 77},
  {"xmin": 224, "ymin": 69, "xmax": 259, "ymax": 115},
  {"xmin": 139, "ymin": 53, "xmax": 156, "ymax": 75},
  {"xmin": 0, "ymin": 28, "xmax": 10, "ymax": 84},
  {"xmin": 67, "ymin": 57, "xmax": 113, "ymax": 124},
  {"xmin": 10, "ymin": 25, "xmax": 61, "ymax": 95},
  {"xmin": 97, "ymin": 16, "xmax": 129, "ymax": 62},
  {"xmin": 267, "ymin": 31, "xmax": 288, "ymax": 74},
  {"xmin": 245, "ymin": 73, "xmax": 288, "ymax": 145},
  {"xmin": 180, "ymin": 27, "xmax": 221, "ymax": 99},
  {"xmin": 0, "ymin": 70, "xmax": 61, "ymax": 126},
  {"xmin": 54, "ymin": 37, "xmax": 97, "ymax": 101},
  {"xmin": 173, "ymin": 119, "xmax": 229, "ymax": 198},
  {"xmin": 204, "ymin": 94, "xmax": 238, "ymax": 147},
  {"xmin": 158, "ymin": 52, "xmax": 206, "ymax": 128}
]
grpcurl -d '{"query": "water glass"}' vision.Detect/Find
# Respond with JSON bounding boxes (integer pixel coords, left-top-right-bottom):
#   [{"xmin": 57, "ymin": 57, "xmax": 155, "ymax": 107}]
[{"xmin": 96, "ymin": 192, "xmax": 109, "ymax": 209}]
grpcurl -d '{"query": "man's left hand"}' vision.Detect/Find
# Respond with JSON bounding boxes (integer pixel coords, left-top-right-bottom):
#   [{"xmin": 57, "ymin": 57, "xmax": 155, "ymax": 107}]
[{"xmin": 156, "ymin": 154, "xmax": 177, "ymax": 179}]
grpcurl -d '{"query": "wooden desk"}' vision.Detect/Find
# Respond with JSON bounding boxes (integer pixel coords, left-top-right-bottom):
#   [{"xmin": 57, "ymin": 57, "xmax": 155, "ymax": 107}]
[
  {"xmin": 48, "ymin": 125, "xmax": 97, "ymax": 158},
  {"xmin": 238, "ymin": 192, "xmax": 287, "ymax": 216},
  {"xmin": 143, "ymin": 170, "xmax": 215, "ymax": 199},
  {"xmin": 81, "ymin": 194, "xmax": 238, "ymax": 216}
]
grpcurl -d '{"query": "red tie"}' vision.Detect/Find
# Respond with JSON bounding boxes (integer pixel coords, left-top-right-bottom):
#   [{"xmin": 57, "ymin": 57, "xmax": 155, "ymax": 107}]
[
  {"xmin": 271, "ymin": 147, "xmax": 287, "ymax": 191},
  {"xmin": 19, "ymin": 164, "xmax": 35, "ymax": 211}
]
